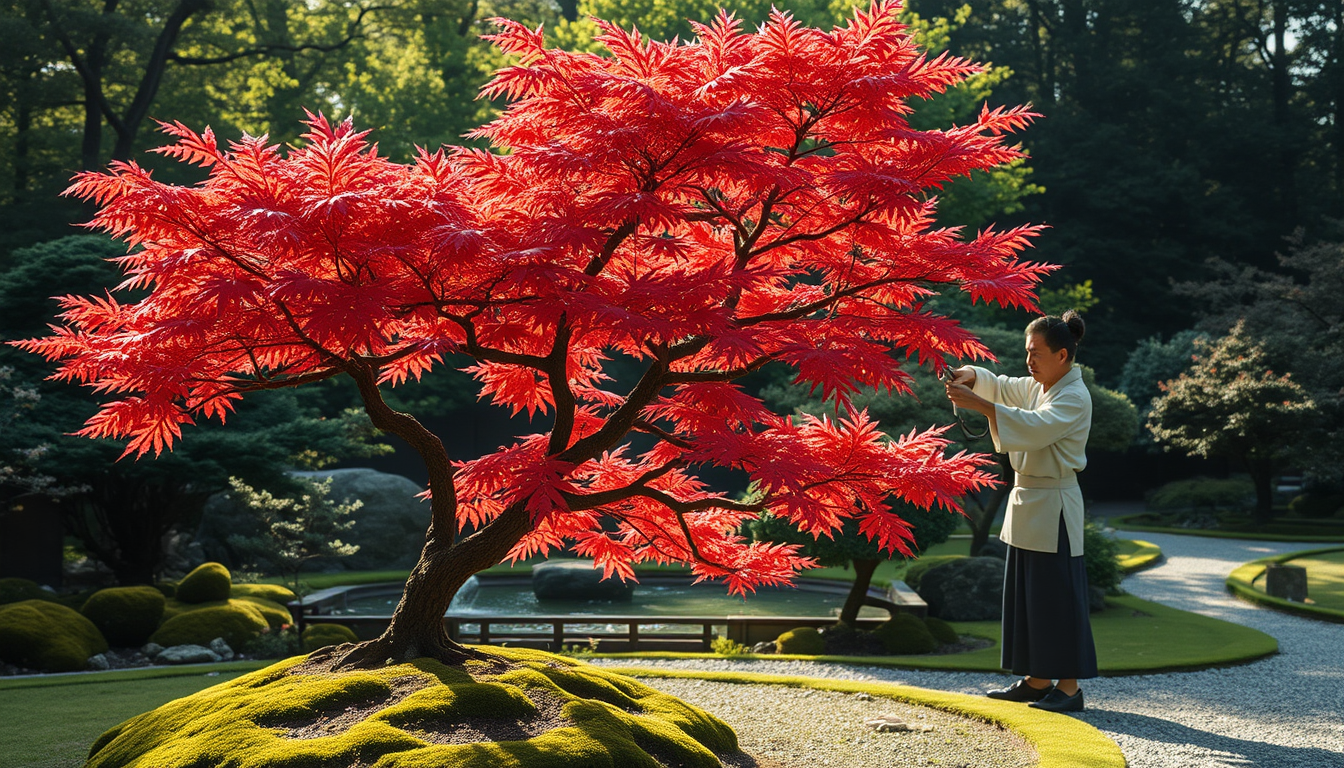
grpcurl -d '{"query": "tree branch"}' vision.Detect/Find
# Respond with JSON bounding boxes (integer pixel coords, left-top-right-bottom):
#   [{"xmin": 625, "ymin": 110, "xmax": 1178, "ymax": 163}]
[{"xmin": 166, "ymin": 4, "xmax": 391, "ymax": 65}]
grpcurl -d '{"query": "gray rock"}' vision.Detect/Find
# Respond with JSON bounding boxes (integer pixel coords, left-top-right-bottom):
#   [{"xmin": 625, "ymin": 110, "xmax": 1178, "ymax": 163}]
[
  {"xmin": 915, "ymin": 557, "xmax": 1004, "ymax": 621},
  {"xmin": 208, "ymin": 637, "xmax": 235, "ymax": 661},
  {"xmin": 156, "ymin": 644, "xmax": 223, "ymax": 664},
  {"xmin": 532, "ymin": 560, "xmax": 636, "ymax": 602},
  {"xmin": 87, "ymin": 653, "xmax": 110, "ymax": 671},
  {"xmin": 140, "ymin": 642, "xmax": 163, "ymax": 658},
  {"xmin": 977, "ymin": 539, "xmax": 1009, "ymax": 559},
  {"xmin": 198, "ymin": 468, "xmax": 432, "ymax": 571},
  {"xmin": 751, "ymin": 641, "xmax": 776, "ymax": 654}
]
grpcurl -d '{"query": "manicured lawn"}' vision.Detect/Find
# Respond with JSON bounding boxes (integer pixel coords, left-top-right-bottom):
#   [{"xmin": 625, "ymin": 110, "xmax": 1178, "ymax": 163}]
[
  {"xmin": 1226, "ymin": 546, "xmax": 1344, "ymax": 622},
  {"xmin": 1112, "ymin": 511, "xmax": 1344, "ymax": 542},
  {"xmin": 0, "ymin": 665, "xmax": 267, "ymax": 768},
  {"xmin": 1286, "ymin": 549, "xmax": 1344, "ymax": 611}
]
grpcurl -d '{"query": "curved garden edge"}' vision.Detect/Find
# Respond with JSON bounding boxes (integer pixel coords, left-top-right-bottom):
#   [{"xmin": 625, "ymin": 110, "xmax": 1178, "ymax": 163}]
[
  {"xmin": 600, "ymin": 665, "xmax": 1126, "ymax": 768},
  {"xmin": 584, "ymin": 593, "xmax": 1278, "ymax": 676},
  {"xmin": 1225, "ymin": 546, "xmax": 1344, "ymax": 624},
  {"xmin": 1115, "ymin": 539, "xmax": 1162, "ymax": 573},
  {"xmin": 1109, "ymin": 513, "xmax": 1344, "ymax": 543}
]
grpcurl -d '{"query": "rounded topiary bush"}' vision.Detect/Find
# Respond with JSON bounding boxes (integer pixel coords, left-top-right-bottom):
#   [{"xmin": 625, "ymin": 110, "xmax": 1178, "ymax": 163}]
[
  {"xmin": 86, "ymin": 646, "xmax": 739, "ymax": 768},
  {"xmin": 902, "ymin": 555, "xmax": 965, "ymax": 591},
  {"xmin": 0, "ymin": 577, "xmax": 56, "ymax": 606},
  {"xmin": 175, "ymin": 562, "xmax": 232, "ymax": 604},
  {"xmin": 80, "ymin": 586, "xmax": 166, "ymax": 647},
  {"xmin": 922, "ymin": 616, "xmax": 960, "ymax": 645},
  {"xmin": 872, "ymin": 612, "xmax": 938, "ymax": 655},
  {"xmin": 230, "ymin": 584, "xmax": 297, "ymax": 604},
  {"xmin": 0, "ymin": 599, "xmax": 108, "ymax": 672},
  {"xmin": 774, "ymin": 626, "xmax": 825, "ymax": 655},
  {"xmin": 233, "ymin": 597, "xmax": 293, "ymax": 629},
  {"xmin": 301, "ymin": 623, "xmax": 359, "ymax": 652},
  {"xmin": 150, "ymin": 602, "xmax": 268, "ymax": 649}
]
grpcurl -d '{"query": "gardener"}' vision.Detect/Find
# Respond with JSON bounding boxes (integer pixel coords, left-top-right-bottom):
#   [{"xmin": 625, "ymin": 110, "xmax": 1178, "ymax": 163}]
[{"xmin": 943, "ymin": 310, "xmax": 1097, "ymax": 713}]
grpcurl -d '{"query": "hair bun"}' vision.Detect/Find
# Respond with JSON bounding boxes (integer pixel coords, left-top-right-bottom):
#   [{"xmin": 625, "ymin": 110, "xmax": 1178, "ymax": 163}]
[{"xmin": 1062, "ymin": 309, "xmax": 1086, "ymax": 343}]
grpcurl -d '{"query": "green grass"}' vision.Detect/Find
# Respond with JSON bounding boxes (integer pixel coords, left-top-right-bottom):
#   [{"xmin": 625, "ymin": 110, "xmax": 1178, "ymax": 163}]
[
  {"xmin": 1226, "ymin": 546, "xmax": 1344, "ymax": 623},
  {"xmin": 1112, "ymin": 511, "xmax": 1344, "ymax": 542},
  {"xmin": 605, "ymin": 667, "xmax": 1125, "ymax": 768},
  {"xmin": 589, "ymin": 592, "xmax": 1277, "ymax": 674},
  {"xmin": 1114, "ymin": 539, "xmax": 1163, "ymax": 573}
]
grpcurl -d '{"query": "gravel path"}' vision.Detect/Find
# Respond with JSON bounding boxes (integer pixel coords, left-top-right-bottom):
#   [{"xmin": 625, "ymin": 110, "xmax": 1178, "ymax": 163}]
[{"xmin": 594, "ymin": 531, "xmax": 1344, "ymax": 768}]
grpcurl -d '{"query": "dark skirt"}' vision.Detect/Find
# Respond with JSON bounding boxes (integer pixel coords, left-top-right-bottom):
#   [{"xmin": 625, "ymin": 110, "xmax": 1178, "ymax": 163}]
[{"xmin": 1001, "ymin": 514, "xmax": 1099, "ymax": 679}]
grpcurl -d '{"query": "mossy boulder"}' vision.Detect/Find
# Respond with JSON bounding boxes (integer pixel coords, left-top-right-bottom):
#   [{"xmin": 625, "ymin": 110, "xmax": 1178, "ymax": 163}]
[
  {"xmin": 922, "ymin": 616, "xmax": 960, "ymax": 645},
  {"xmin": 301, "ymin": 623, "xmax": 359, "ymax": 652},
  {"xmin": 80, "ymin": 586, "xmax": 166, "ymax": 647},
  {"xmin": 0, "ymin": 577, "xmax": 57, "ymax": 606},
  {"xmin": 150, "ymin": 602, "xmax": 269, "ymax": 649},
  {"xmin": 774, "ymin": 626, "xmax": 826, "ymax": 655},
  {"xmin": 175, "ymin": 563, "xmax": 232, "ymax": 604},
  {"xmin": 87, "ymin": 646, "xmax": 739, "ymax": 768},
  {"xmin": 230, "ymin": 583, "xmax": 297, "ymax": 604},
  {"xmin": 162, "ymin": 597, "xmax": 289, "ymax": 628},
  {"xmin": 872, "ymin": 612, "xmax": 939, "ymax": 655},
  {"xmin": 0, "ymin": 599, "xmax": 108, "ymax": 672}
]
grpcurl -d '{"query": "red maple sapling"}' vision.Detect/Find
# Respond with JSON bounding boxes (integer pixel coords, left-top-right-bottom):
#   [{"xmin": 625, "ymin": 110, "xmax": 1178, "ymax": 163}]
[{"xmin": 18, "ymin": 1, "xmax": 1054, "ymax": 667}]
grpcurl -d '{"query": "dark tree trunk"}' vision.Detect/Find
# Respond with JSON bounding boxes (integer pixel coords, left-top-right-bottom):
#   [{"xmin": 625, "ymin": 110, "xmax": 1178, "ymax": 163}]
[
  {"xmin": 1246, "ymin": 456, "xmax": 1276, "ymax": 524},
  {"xmin": 68, "ymin": 476, "xmax": 208, "ymax": 586},
  {"xmin": 1269, "ymin": 0, "xmax": 1298, "ymax": 228},
  {"xmin": 837, "ymin": 558, "xmax": 880, "ymax": 626}
]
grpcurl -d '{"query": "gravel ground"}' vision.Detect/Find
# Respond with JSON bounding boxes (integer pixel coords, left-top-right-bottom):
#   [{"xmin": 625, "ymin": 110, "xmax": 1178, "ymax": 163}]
[{"xmin": 594, "ymin": 531, "xmax": 1344, "ymax": 768}]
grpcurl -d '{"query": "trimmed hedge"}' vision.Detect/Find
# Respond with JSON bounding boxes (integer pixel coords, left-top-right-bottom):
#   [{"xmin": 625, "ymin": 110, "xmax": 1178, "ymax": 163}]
[
  {"xmin": 175, "ymin": 563, "xmax": 232, "ymax": 604},
  {"xmin": 923, "ymin": 616, "xmax": 960, "ymax": 645},
  {"xmin": 0, "ymin": 600, "xmax": 108, "ymax": 672},
  {"xmin": 0, "ymin": 578, "xmax": 57, "ymax": 606},
  {"xmin": 872, "ymin": 612, "xmax": 938, "ymax": 655},
  {"xmin": 229, "ymin": 584, "xmax": 297, "ymax": 604},
  {"xmin": 80, "ymin": 587, "xmax": 166, "ymax": 647},
  {"xmin": 774, "ymin": 627, "xmax": 825, "ymax": 655},
  {"xmin": 300, "ymin": 623, "xmax": 359, "ymax": 652},
  {"xmin": 150, "ymin": 603, "xmax": 269, "ymax": 649}
]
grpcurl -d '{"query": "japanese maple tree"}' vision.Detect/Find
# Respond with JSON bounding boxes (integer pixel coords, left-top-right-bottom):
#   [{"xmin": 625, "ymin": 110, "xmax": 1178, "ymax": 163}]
[{"xmin": 19, "ymin": 1, "xmax": 1054, "ymax": 668}]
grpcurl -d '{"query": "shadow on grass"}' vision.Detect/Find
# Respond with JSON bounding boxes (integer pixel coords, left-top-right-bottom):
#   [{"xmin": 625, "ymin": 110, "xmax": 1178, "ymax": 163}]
[{"xmin": 1080, "ymin": 708, "xmax": 1342, "ymax": 767}]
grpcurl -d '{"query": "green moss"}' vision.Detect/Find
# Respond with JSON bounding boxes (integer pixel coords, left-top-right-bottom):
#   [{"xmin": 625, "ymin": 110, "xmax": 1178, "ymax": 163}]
[
  {"xmin": 0, "ymin": 578, "xmax": 57, "ymax": 606},
  {"xmin": 150, "ymin": 602, "xmax": 269, "ymax": 649},
  {"xmin": 922, "ymin": 616, "xmax": 960, "ymax": 645},
  {"xmin": 80, "ymin": 587, "xmax": 166, "ymax": 647},
  {"xmin": 155, "ymin": 581, "xmax": 177, "ymax": 599},
  {"xmin": 872, "ymin": 612, "xmax": 939, "ymax": 655},
  {"xmin": 300, "ymin": 623, "xmax": 359, "ymax": 652},
  {"xmin": 0, "ymin": 599, "xmax": 108, "ymax": 672},
  {"xmin": 774, "ymin": 627, "xmax": 825, "ymax": 655},
  {"xmin": 175, "ymin": 562, "xmax": 232, "ymax": 603},
  {"xmin": 234, "ymin": 597, "xmax": 293, "ymax": 628},
  {"xmin": 1226, "ymin": 547, "xmax": 1344, "ymax": 623},
  {"xmin": 231, "ymin": 583, "xmax": 297, "ymax": 604},
  {"xmin": 86, "ymin": 647, "xmax": 736, "ymax": 768}
]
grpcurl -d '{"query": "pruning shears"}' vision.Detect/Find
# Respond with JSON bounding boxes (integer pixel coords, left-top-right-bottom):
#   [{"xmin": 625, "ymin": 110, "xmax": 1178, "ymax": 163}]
[{"xmin": 937, "ymin": 366, "xmax": 991, "ymax": 442}]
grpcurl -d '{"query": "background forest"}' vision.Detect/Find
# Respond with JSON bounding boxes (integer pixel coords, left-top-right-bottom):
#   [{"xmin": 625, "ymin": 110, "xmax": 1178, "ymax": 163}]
[{"xmin": 2, "ymin": 0, "xmax": 1342, "ymax": 583}]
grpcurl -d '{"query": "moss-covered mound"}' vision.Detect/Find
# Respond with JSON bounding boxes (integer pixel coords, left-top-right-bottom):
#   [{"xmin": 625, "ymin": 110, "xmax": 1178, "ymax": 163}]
[
  {"xmin": 81, "ymin": 587, "xmax": 166, "ymax": 647},
  {"xmin": 922, "ymin": 616, "xmax": 960, "ymax": 645},
  {"xmin": 0, "ymin": 599, "xmax": 108, "ymax": 672},
  {"xmin": 0, "ymin": 577, "xmax": 57, "ymax": 606},
  {"xmin": 301, "ymin": 623, "xmax": 360, "ymax": 652},
  {"xmin": 150, "ymin": 602, "xmax": 269, "ymax": 649},
  {"xmin": 774, "ymin": 626, "xmax": 825, "ymax": 655},
  {"xmin": 872, "ymin": 612, "xmax": 938, "ymax": 655},
  {"xmin": 86, "ymin": 646, "xmax": 738, "ymax": 768},
  {"xmin": 163, "ymin": 597, "xmax": 290, "ymax": 627},
  {"xmin": 175, "ymin": 563, "xmax": 232, "ymax": 604},
  {"xmin": 231, "ymin": 584, "xmax": 298, "ymax": 604}
]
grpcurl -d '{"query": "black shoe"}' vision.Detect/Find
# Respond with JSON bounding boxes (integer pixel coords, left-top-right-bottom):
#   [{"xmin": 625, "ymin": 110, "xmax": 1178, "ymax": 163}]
[
  {"xmin": 986, "ymin": 679, "xmax": 1054, "ymax": 702},
  {"xmin": 1029, "ymin": 687, "xmax": 1084, "ymax": 712}
]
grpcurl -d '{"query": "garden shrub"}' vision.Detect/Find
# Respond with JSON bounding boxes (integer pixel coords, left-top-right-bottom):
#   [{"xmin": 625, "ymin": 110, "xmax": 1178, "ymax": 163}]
[
  {"xmin": 902, "ymin": 555, "xmax": 965, "ymax": 591},
  {"xmin": 234, "ymin": 597, "xmax": 292, "ymax": 628},
  {"xmin": 175, "ymin": 562, "xmax": 232, "ymax": 603},
  {"xmin": 922, "ymin": 616, "xmax": 960, "ymax": 645},
  {"xmin": 230, "ymin": 583, "xmax": 297, "ymax": 604},
  {"xmin": 871, "ymin": 612, "xmax": 938, "ymax": 655},
  {"xmin": 0, "ymin": 599, "xmax": 108, "ymax": 672},
  {"xmin": 154, "ymin": 581, "xmax": 177, "ymax": 598},
  {"xmin": 0, "ymin": 577, "xmax": 56, "ymax": 606},
  {"xmin": 300, "ymin": 623, "xmax": 359, "ymax": 652},
  {"xmin": 244, "ymin": 625, "xmax": 301, "ymax": 658},
  {"xmin": 1289, "ymin": 492, "xmax": 1344, "ymax": 519},
  {"xmin": 1147, "ymin": 476, "xmax": 1253, "ymax": 512},
  {"xmin": 80, "ymin": 586, "xmax": 165, "ymax": 647},
  {"xmin": 150, "ymin": 602, "xmax": 269, "ymax": 649},
  {"xmin": 774, "ymin": 626, "xmax": 825, "ymax": 655},
  {"xmin": 1084, "ymin": 520, "xmax": 1122, "ymax": 594}
]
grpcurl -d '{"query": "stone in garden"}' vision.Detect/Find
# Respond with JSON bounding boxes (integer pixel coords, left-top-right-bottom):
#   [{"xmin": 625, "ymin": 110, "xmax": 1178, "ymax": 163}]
[
  {"xmin": 156, "ymin": 644, "xmax": 223, "ymax": 664},
  {"xmin": 750, "ymin": 641, "xmax": 776, "ymax": 654},
  {"xmin": 864, "ymin": 713, "xmax": 934, "ymax": 733},
  {"xmin": 1265, "ymin": 564, "xmax": 1308, "ymax": 602},
  {"xmin": 198, "ymin": 468, "xmax": 431, "ymax": 571},
  {"xmin": 532, "ymin": 560, "xmax": 635, "ymax": 602},
  {"xmin": 916, "ymin": 557, "xmax": 1003, "ymax": 621},
  {"xmin": 87, "ymin": 652, "xmax": 110, "ymax": 670},
  {"xmin": 141, "ymin": 642, "xmax": 163, "ymax": 658},
  {"xmin": 977, "ymin": 539, "xmax": 1009, "ymax": 559},
  {"xmin": 209, "ymin": 637, "xmax": 235, "ymax": 660}
]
